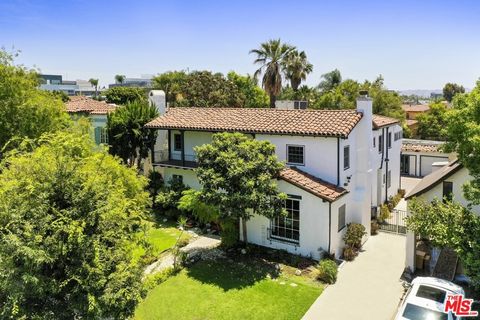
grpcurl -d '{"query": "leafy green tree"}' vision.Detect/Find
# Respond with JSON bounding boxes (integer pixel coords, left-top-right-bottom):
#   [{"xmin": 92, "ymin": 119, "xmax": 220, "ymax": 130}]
[
  {"xmin": 250, "ymin": 39, "xmax": 295, "ymax": 108},
  {"xmin": 0, "ymin": 130, "xmax": 150, "ymax": 319},
  {"xmin": 416, "ymin": 102, "xmax": 448, "ymax": 140},
  {"xmin": 227, "ymin": 71, "xmax": 269, "ymax": 107},
  {"xmin": 279, "ymin": 85, "xmax": 321, "ymax": 105},
  {"xmin": 318, "ymin": 69, "xmax": 342, "ymax": 92},
  {"xmin": 0, "ymin": 50, "xmax": 70, "ymax": 153},
  {"xmin": 443, "ymin": 82, "xmax": 465, "ymax": 102},
  {"xmin": 406, "ymin": 199, "xmax": 480, "ymax": 289},
  {"xmin": 107, "ymin": 100, "xmax": 159, "ymax": 167},
  {"xmin": 115, "ymin": 74, "xmax": 126, "ymax": 84},
  {"xmin": 194, "ymin": 132, "xmax": 286, "ymax": 243},
  {"xmin": 152, "ymin": 70, "xmax": 189, "ymax": 105},
  {"xmin": 283, "ymin": 50, "xmax": 313, "ymax": 91},
  {"xmin": 444, "ymin": 82, "xmax": 480, "ymax": 203},
  {"xmin": 104, "ymin": 86, "xmax": 146, "ymax": 105},
  {"xmin": 89, "ymin": 78, "xmax": 99, "ymax": 97}
]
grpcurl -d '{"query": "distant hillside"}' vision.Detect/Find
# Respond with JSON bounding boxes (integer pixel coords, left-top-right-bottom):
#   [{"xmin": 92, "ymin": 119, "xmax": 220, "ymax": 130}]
[{"xmin": 397, "ymin": 89, "xmax": 442, "ymax": 98}]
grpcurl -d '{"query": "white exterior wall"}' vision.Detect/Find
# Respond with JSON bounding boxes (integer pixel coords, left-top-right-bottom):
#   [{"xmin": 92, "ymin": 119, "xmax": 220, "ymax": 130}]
[
  {"xmin": 401, "ymin": 151, "xmax": 451, "ymax": 177},
  {"xmin": 405, "ymin": 167, "xmax": 480, "ymax": 270},
  {"xmin": 170, "ymin": 131, "xmax": 213, "ymax": 161},
  {"xmin": 256, "ymin": 134, "xmax": 338, "ymax": 185},
  {"xmin": 163, "ymin": 167, "xmax": 201, "ymax": 189}
]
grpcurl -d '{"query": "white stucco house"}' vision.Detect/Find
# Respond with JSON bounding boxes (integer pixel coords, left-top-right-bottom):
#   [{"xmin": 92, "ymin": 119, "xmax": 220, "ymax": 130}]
[
  {"xmin": 404, "ymin": 159, "xmax": 480, "ymax": 272},
  {"xmin": 145, "ymin": 91, "xmax": 401, "ymax": 260},
  {"xmin": 65, "ymin": 96, "xmax": 116, "ymax": 144}
]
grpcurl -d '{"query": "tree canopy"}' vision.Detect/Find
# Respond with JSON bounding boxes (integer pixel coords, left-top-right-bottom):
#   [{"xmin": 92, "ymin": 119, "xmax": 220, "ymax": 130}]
[
  {"xmin": 442, "ymin": 82, "xmax": 465, "ymax": 102},
  {"xmin": 0, "ymin": 130, "xmax": 150, "ymax": 319},
  {"xmin": 104, "ymin": 86, "xmax": 147, "ymax": 105},
  {"xmin": 107, "ymin": 99, "xmax": 159, "ymax": 167},
  {"xmin": 444, "ymin": 82, "xmax": 480, "ymax": 203},
  {"xmin": 416, "ymin": 102, "xmax": 448, "ymax": 140},
  {"xmin": 0, "ymin": 50, "xmax": 70, "ymax": 153},
  {"xmin": 283, "ymin": 50, "xmax": 313, "ymax": 91},
  {"xmin": 194, "ymin": 132, "xmax": 286, "ymax": 242}
]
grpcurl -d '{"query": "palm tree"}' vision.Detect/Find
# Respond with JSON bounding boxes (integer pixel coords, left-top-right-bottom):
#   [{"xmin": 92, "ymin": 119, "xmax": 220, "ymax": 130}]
[
  {"xmin": 283, "ymin": 50, "xmax": 313, "ymax": 91},
  {"xmin": 115, "ymin": 74, "xmax": 126, "ymax": 84},
  {"xmin": 89, "ymin": 78, "xmax": 99, "ymax": 97},
  {"xmin": 250, "ymin": 39, "xmax": 295, "ymax": 108},
  {"xmin": 318, "ymin": 69, "xmax": 342, "ymax": 93}
]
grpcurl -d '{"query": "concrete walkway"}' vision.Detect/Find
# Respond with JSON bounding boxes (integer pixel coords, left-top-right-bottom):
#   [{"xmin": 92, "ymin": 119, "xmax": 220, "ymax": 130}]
[{"xmin": 302, "ymin": 233, "xmax": 406, "ymax": 320}]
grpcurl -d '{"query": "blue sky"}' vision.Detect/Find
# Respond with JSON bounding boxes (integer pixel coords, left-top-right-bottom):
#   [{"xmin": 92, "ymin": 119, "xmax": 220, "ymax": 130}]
[{"xmin": 1, "ymin": 0, "xmax": 480, "ymax": 90}]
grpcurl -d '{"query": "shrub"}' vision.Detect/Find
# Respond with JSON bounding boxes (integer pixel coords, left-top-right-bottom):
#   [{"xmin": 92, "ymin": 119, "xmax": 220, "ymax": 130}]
[
  {"xmin": 343, "ymin": 223, "xmax": 366, "ymax": 249},
  {"xmin": 220, "ymin": 219, "xmax": 238, "ymax": 248},
  {"xmin": 155, "ymin": 178, "xmax": 189, "ymax": 219},
  {"xmin": 378, "ymin": 204, "xmax": 391, "ymax": 222},
  {"xmin": 398, "ymin": 189, "xmax": 406, "ymax": 198},
  {"xmin": 343, "ymin": 246, "xmax": 357, "ymax": 261},
  {"xmin": 317, "ymin": 259, "xmax": 338, "ymax": 284},
  {"xmin": 371, "ymin": 220, "xmax": 379, "ymax": 235},
  {"xmin": 143, "ymin": 267, "xmax": 176, "ymax": 290},
  {"xmin": 147, "ymin": 170, "xmax": 164, "ymax": 198}
]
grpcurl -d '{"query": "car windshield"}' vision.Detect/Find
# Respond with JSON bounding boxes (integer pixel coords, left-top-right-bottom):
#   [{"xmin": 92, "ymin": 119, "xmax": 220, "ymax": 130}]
[
  {"xmin": 416, "ymin": 285, "xmax": 447, "ymax": 303},
  {"xmin": 402, "ymin": 303, "xmax": 449, "ymax": 320}
]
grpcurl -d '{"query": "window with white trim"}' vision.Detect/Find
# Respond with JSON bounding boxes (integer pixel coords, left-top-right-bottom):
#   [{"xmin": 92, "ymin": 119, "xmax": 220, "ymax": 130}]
[
  {"xmin": 173, "ymin": 133, "xmax": 182, "ymax": 151},
  {"xmin": 271, "ymin": 198, "xmax": 300, "ymax": 242},
  {"xmin": 287, "ymin": 145, "xmax": 304, "ymax": 165},
  {"xmin": 388, "ymin": 132, "xmax": 392, "ymax": 149},
  {"xmin": 344, "ymin": 145, "xmax": 350, "ymax": 170}
]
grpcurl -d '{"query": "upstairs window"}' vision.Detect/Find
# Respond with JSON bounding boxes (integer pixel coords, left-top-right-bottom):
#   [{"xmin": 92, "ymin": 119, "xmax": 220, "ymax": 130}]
[
  {"xmin": 287, "ymin": 145, "xmax": 305, "ymax": 165},
  {"xmin": 174, "ymin": 133, "xmax": 182, "ymax": 151},
  {"xmin": 373, "ymin": 137, "xmax": 376, "ymax": 148},
  {"xmin": 388, "ymin": 132, "xmax": 392, "ymax": 149},
  {"xmin": 394, "ymin": 131, "xmax": 402, "ymax": 141},
  {"xmin": 443, "ymin": 181, "xmax": 453, "ymax": 202},
  {"xmin": 344, "ymin": 146, "xmax": 350, "ymax": 170},
  {"xmin": 379, "ymin": 135, "xmax": 384, "ymax": 153}
]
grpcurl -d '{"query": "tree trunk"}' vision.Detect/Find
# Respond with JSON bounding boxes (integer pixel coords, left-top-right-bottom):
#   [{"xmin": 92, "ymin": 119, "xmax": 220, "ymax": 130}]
[
  {"xmin": 269, "ymin": 94, "xmax": 276, "ymax": 108},
  {"xmin": 242, "ymin": 218, "xmax": 248, "ymax": 243}
]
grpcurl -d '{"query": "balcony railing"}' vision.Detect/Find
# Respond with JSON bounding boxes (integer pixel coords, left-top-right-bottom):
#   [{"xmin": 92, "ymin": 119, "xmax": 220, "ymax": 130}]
[{"xmin": 153, "ymin": 150, "xmax": 197, "ymax": 168}]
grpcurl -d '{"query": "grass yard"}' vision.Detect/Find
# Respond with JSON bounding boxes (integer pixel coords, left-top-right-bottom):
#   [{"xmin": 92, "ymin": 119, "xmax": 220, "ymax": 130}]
[
  {"xmin": 135, "ymin": 258, "xmax": 323, "ymax": 320},
  {"xmin": 131, "ymin": 220, "xmax": 191, "ymax": 263}
]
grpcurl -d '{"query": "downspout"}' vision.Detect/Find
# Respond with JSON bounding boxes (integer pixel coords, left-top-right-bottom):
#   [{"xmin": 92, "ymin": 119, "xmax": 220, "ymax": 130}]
[
  {"xmin": 337, "ymin": 137, "xmax": 340, "ymax": 186},
  {"xmin": 385, "ymin": 127, "xmax": 390, "ymax": 203},
  {"xmin": 327, "ymin": 201, "xmax": 332, "ymax": 254}
]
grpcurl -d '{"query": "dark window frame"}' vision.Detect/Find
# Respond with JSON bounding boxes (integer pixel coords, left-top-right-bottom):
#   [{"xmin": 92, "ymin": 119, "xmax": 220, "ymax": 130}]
[
  {"xmin": 343, "ymin": 145, "xmax": 350, "ymax": 170},
  {"xmin": 173, "ymin": 133, "xmax": 182, "ymax": 151},
  {"xmin": 286, "ymin": 145, "xmax": 305, "ymax": 166},
  {"xmin": 443, "ymin": 181, "xmax": 453, "ymax": 202},
  {"xmin": 338, "ymin": 204, "xmax": 346, "ymax": 232},
  {"xmin": 387, "ymin": 132, "xmax": 392, "ymax": 149},
  {"xmin": 378, "ymin": 135, "xmax": 384, "ymax": 153}
]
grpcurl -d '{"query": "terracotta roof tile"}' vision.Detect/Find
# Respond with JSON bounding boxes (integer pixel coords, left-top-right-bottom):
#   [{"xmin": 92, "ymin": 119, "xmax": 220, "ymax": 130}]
[
  {"xmin": 402, "ymin": 104, "xmax": 430, "ymax": 112},
  {"xmin": 279, "ymin": 167, "xmax": 347, "ymax": 202},
  {"xmin": 66, "ymin": 96, "xmax": 116, "ymax": 115},
  {"xmin": 372, "ymin": 114, "xmax": 400, "ymax": 129},
  {"xmin": 402, "ymin": 139, "xmax": 444, "ymax": 153},
  {"xmin": 146, "ymin": 107, "xmax": 363, "ymax": 137}
]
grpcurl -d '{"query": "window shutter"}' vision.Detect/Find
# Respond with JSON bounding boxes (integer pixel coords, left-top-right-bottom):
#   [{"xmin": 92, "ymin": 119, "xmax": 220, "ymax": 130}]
[{"xmin": 94, "ymin": 127, "xmax": 101, "ymax": 144}]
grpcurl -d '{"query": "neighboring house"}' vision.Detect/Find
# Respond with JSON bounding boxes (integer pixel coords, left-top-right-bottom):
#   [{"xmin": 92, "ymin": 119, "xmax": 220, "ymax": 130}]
[
  {"xmin": 404, "ymin": 160, "xmax": 480, "ymax": 272},
  {"xmin": 39, "ymin": 74, "xmax": 97, "ymax": 96},
  {"xmin": 402, "ymin": 104, "xmax": 430, "ymax": 136},
  {"xmin": 108, "ymin": 75, "xmax": 153, "ymax": 88},
  {"xmin": 145, "ymin": 91, "xmax": 402, "ymax": 260},
  {"xmin": 65, "ymin": 96, "xmax": 116, "ymax": 144},
  {"xmin": 401, "ymin": 139, "xmax": 455, "ymax": 177}
]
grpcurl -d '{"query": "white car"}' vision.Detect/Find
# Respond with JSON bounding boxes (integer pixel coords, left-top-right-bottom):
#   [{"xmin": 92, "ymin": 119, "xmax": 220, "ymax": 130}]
[{"xmin": 395, "ymin": 277, "xmax": 465, "ymax": 320}]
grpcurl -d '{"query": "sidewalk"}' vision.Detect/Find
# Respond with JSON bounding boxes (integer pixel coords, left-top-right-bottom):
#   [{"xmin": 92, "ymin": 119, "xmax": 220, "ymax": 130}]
[{"xmin": 302, "ymin": 233, "xmax": 406, "ymax": 320}]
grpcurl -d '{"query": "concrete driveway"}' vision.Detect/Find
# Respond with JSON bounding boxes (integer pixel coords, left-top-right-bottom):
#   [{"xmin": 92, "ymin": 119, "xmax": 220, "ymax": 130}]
[{"xmin": 302, "ymin": 233, "xmax": 406, "ymax": 320}]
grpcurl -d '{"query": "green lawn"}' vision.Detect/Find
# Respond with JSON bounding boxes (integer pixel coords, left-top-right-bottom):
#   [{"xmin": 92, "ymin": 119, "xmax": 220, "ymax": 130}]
[
  {"xmin": 131, "ymin": 220, "xmax": 190, "ymax": 263},
  {"xmin": 135, "ymin": 258, "xmax": 323, "ymax": 320}
]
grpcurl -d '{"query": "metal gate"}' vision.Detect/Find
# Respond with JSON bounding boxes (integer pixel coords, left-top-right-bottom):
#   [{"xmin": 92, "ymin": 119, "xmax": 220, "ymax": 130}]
[{"xmin": 379, "ymin": 209, "xmax": 407, "ymax": 234}]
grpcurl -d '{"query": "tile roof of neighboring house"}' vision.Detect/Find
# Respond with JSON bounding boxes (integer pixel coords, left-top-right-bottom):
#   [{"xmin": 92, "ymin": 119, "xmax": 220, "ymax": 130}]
[
  {"xmin": 279, "ymin": 167, "xmax": 348, "ymax": 202},
  {"xmin": 66, "ymin": 96, "xmax": 116, "ymax": 115},
  {"xmin": 405, "ymin": 159, "xmax": 462, "ymax": 199},
  {"xmin": 372, "ymin": 114, "xmax": 400, "ymax": 129},
  {"xmin": 402, "ymin": 104, "xmax": 430, "ymax": 112},
  {"xmin": 146, "ymin": 107, "xmax": 363, "ymax": 137},
  {"xmin": 402, "ymin": 139, "xmax": 444, "ymax": 153},
  {"xmin": 406, "ymin": 119, "xmax": 418, "ymax": 126}
]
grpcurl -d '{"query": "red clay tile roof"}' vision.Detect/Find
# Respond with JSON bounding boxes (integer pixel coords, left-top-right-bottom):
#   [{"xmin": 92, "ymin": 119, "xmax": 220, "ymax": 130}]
[
  {"xmin": 66, "ymin": 96, "xmax": 116, "ymax": 115},
  {"xmin": 402, "ymin": 104, "xmax": 430, "ymax": 112},
  {"xmin": 406, "ymin": 159, "xmax": 462, "ymax": 199},
  {"xmin": 146, "ymin": 107, "xmax": 363, "ymax": 137},
  {"xmin": 402, "ymin": 139, "xmax": 444, "ymax": 153},
  {"xmin": 279, "ymin": 167, "xmax": 347, "ymax": 202},
  {"xmin": 372, "ymin": 114, "xmax": 400, "ymax": 129},
  {"xmin": 406, "ymin": 119, "xmax": 418, "ymax": 126}
]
